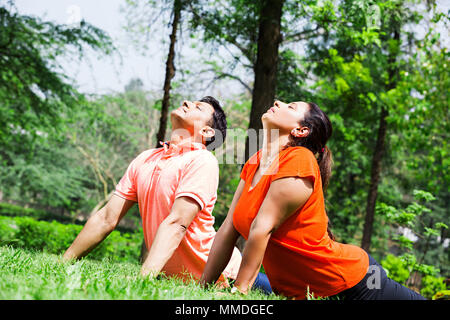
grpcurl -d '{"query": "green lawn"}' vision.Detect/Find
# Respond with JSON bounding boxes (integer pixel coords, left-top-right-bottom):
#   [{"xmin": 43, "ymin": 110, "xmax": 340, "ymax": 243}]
[{"xmin": 0, "ymin": 246, "xmax": 285, "ymax": 300}]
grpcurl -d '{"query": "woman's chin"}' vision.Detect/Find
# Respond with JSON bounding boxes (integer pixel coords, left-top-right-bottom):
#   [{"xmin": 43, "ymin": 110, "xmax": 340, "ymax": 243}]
[
  {"xmin": 262, "ymin": 112, "xmax": 277, "ymax": 125},
  {"xmin": 261, "ymin": 112, "xmax": 271, "ymax": 120}
]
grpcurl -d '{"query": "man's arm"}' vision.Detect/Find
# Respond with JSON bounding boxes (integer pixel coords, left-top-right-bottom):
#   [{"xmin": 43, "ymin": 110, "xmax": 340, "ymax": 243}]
[
  {"xmin": 140, "ymin": 196, "xmax": 200, "ymax": 278},
  {"xmin": 63, "ymin": 194, "xmax": 136, "ymax": 261},
  {"xmin": 200, "ymin": 179, "xmax": 245, "ymax": 286}
]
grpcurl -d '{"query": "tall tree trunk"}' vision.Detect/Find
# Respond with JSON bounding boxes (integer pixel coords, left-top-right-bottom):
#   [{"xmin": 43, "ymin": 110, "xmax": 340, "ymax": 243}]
[
  {"xmin": 361, "ymin": 106, "xmax": 389, "ymax": 252},
  {"xmin": 154, "ymin": 0, "xmax": 182, "ymax": 147},
  {"xmin": 244, "ymin": 0, "xmax": 284, "ymax": 161},
  {"xmin": 361, "ymin": 29, "xmax": 400, "ymax": 252},
  {"xmin": 140, "ymin": 0, "xmax": 182, "ymax": 263}
]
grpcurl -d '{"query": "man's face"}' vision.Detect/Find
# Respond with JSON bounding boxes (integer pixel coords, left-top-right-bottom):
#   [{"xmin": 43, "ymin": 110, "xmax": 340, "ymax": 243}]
[{"xmin": 171, "ymin": 100, "xmax": 215, "ymax": 130}]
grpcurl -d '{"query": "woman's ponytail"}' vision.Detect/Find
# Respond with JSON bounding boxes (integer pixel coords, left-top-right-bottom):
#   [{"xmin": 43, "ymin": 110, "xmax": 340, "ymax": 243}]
[
  {"xmin": 317, "ymin": 145, "xmax": 333, "ymax": 195},
  {"xmin": 318, "ymin": 146, "xmax": 335, "ymax": 240},
  {"xmin": 285, "ymin": 102, "xmax": 336, "ymax": 240}
]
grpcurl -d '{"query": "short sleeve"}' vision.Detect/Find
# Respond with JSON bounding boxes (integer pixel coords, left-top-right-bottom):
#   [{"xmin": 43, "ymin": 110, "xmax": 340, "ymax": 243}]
[
  {"xmin": 240, "ymin": 162, "xmax": 249, "ymax": 181},
  {"xmin": 271, "ymin": 147, "xmax": 318, "ymax": 184},
  {"xmin": 240, "ymin": 151, "xmax": 260, "ymax": 181},
  {"xmin": 174, "ymin": 152, "xmax": 219, "ymax": 210},
  {"xmin": 114, "ymin": 153, "xmax": 143, "ymax": 202}
]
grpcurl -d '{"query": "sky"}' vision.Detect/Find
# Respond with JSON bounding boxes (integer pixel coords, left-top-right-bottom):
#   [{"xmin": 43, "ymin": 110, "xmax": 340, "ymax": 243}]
[
  {"xmin": 13, "ymin": 0, "xmax": 248, "ymax": 100},
  {"xmin": 14, "ymin": 0, "xmax": 168, "ymax": 95}
]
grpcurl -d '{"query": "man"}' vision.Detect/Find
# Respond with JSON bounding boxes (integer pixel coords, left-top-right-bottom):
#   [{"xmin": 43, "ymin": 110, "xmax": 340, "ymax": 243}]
[{"xmin": 63, "ymin": 96, "xmax": 242, "ymax": 284}]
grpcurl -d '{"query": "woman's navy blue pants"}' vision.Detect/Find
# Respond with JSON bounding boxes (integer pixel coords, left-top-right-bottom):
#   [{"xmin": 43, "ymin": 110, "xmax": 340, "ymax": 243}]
[
  {"xmin": 251, "ymin": 272, "xmax": 273, "ymax": 295},
  {"xmin": 335, "ymin": 254, "xmax": 426, "ymax": 300}
]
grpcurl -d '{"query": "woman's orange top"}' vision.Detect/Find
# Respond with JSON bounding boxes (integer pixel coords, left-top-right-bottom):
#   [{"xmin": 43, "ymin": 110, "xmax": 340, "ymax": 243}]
[{"xmin": 233, "ymin": 146, "xmax": 368, "ymax": 299}]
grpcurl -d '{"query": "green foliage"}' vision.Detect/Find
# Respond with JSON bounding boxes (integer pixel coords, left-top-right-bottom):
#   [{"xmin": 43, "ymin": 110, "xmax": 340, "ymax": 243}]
[
  {"xmin": 122, "ymin": 0, "xmax": 449, "ymax": 262},
  {"xmin": 189, "ymin": 0, "xmax": 260, "ymax": 64},
  {"xmin": 378, "ymin": 188, "xmax": 448, "ymax": 297},
  {"xmin": 0, "ymin": 202, "xmax": 47, "ymax": 218},
  {"xmin": 0, "ymin": 3, "xmax": 114, "ymax": 154},
  {"xmin": 0, "ymin": 215, "xmax": 141, "ymax": 263},
  {"xmin": 289, "ymin": 0, "xmax": 450, "ymax": 256},
  {"xmin": 381, "ymin": 254, "xmax": 411, "ymax": 284},
  {"xmin": 0, "ymin": 0, "xmax": 448, "ymax": 299},
  {"xmin": 0, "ymin": 87, "xmax": 157, "ymax": 221},
  {"xmin": 420, "ymin": 275, "xmax": 447, "ymax": 300},
  {"xmin": 0, "ymin": 2, "xmax": 120, "ymax": 216},
  {"xmin": 432, "ymin": 290, "xmax": 450, "ymax": 300}
]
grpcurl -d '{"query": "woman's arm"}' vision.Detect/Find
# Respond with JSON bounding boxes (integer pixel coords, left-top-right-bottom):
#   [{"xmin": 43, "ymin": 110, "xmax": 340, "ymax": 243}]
[
  {"xmin": 233, "ymin": 176, "xmax": 313, "ymax": 294},
  {"xmin": 200, "ymin": 179, "xmax": 246, "ymax": 286}
]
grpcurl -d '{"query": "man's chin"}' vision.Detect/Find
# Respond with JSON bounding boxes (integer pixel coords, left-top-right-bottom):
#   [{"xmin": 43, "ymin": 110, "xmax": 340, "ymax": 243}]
[
  {"xmin": 171, "ymin": 109, "xmax": 184, "ymax": 119},
  {"xmin": 170, "ymin": 110, "xmax": 187, "ymax": 128}
]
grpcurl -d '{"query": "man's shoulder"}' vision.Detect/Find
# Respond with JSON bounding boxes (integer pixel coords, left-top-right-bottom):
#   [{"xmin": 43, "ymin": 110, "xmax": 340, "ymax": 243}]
[
  {"xmin": 187, "ymin": 149, "xmax": 218, "ymax": 161},
  {"xmin": 135, "ymin": 148, "xmax": 156, "ymax": 158},
  {"xmin": 183, "ymin": 149, "xmax": 219, "ymax": 170},
  {"xmin": 132, "ymin": 148, "xmax": 160, "ymax": 165}
]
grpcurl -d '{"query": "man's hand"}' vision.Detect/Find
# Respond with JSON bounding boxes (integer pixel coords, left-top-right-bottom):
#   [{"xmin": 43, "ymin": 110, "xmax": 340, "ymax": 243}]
[{"xmin": 139, "ymin": 196, "xmax": 201, "ymax": 278}]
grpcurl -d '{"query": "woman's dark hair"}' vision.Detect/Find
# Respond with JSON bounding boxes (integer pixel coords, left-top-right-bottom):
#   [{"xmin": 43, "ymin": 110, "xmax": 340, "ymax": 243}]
[
  {"xmin": 199, "ymin": 96, "xmax": 227, "ymax": 151},
  {"xmin": 284, "ymin": 102, "xmax": 335, "ymax": 240}
]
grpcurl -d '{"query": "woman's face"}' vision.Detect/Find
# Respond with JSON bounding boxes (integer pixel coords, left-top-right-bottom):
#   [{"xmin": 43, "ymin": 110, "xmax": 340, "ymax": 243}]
[{"xmin": 262, "ymin": 100, "xmax": 310, "ymax": 134}]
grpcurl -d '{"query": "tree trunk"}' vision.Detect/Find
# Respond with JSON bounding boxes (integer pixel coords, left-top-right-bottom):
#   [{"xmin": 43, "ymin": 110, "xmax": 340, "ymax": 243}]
[
  {"xmin": 361, "ymin": 106, "xmax": 389, "ymax": 252},
  {"xmin": 154, "ymin": 0, "xmax": 182, "ymax": 147},
  {"xmin": 361, "ymin": 29, "xmax": 400, "ymax": 252},
  {"xmin": 244, "ymin": 0, "xmax": 284, "ymax": 161},
  {"xmin": 140, "ymin": 0, "xmax": 183, "ymax": 263}
]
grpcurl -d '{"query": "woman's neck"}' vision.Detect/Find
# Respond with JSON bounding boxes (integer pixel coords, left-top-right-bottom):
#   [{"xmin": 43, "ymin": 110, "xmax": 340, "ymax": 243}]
[{"xmin": 260, "ymin": 128, "xmax": 290, "ymax": 168}]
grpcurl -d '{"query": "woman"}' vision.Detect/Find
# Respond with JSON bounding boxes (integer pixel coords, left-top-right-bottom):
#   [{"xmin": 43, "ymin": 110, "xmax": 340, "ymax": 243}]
[{"xmin": 200, "ymin": 100, "xmax": 425, "ymax": 300}]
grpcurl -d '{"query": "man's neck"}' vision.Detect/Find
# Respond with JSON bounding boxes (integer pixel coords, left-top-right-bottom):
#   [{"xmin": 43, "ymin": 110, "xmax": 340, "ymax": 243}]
[{"xmin": 168, "ymin": 128, "xmax": 202, "ymax": 146}]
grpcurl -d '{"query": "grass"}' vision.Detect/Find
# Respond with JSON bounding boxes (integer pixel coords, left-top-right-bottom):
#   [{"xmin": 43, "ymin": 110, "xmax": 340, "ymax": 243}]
[{"xmin": 0, "ymin": 245, "xmax": 285, "ymax": 300}]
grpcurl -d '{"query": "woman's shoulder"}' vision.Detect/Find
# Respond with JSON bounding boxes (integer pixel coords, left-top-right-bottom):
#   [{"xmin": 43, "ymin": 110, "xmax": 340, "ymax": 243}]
[
  {"xmin": 276, "ymin": 146, "xmax": 319, "ymax": 174},
  {"xmin": 280, "ymin": 146, "xmax": 316, "ymax": 161}
]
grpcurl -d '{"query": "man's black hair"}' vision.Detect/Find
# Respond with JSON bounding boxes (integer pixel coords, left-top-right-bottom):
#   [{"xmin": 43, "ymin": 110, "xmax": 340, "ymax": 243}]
[{"xmin": 199, "ymin": 96, "xmax": 227, "ymax": 151}]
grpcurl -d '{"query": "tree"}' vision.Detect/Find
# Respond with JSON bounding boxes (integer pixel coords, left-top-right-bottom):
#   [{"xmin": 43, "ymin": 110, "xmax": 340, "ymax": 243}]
[
  {"xmin": 188, "ymin": 0, "xmax": 341, "ymax": 160},
  {"xmin": 0, "ymin": 2, "xmax": 113, "ymax": 169},
  {"xmin": 361, "ymin": 2, "xmax": 402, "ymax": 252},
  {"xmin": 189, "ymin": 0, "xmax": 285, "ymax": 160},
  {"xmin": 0, "ymin": 1, "xmax": 113, "ymax": 211},
  {"xmin": 243, "ymin": 0, "xmax": 285, "ymax": 160},
  {"xmin": 377, "ymin": 189, "xmax": 448, "ymax": 296},
  {"xmin": 298, "ymin": 0, "xmax": 448, "ymax": 254},
  {"xmin": 155, "ymin": 0, "xmax": 184, "ymax": 146},
  {"xmin": 123, "ymin": 0, "xmax": 190, "ymax": 261}
]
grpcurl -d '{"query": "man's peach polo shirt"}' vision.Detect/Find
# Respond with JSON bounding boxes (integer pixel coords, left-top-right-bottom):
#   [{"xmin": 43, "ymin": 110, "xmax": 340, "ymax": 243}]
[{"xmin": 114, "ymin": 140, "xmax": 241, "ymax": 282}]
